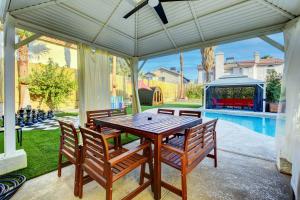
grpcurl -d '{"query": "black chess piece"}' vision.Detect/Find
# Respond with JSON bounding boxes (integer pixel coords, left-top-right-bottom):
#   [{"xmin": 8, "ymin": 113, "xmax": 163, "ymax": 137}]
[
  {"xmin": 40, "ymin": 110, "xmax": 46, "ymax": 120},
  {"xmin": 37, "ymin": 109, "xmax": 43, "ymax": 122},
  {"xmin": 18, "ymin": 115, "xmax": 25, "ymax": 127},
  {"xmin": 47, "ymin": 110, "xmax": 54, "ymax": 119},
  {"xmin": 32, "ymin": 109, "xmax": 38, "ymax": 124},
  {"xmin": 25, "ymin": 108, "xmax": 33, "ymax": 126}
]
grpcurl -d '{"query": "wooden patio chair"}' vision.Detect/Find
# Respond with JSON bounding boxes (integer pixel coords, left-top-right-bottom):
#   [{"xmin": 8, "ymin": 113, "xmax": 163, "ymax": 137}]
[
  {"xmin": 157, "ymin": 108, "xmax": 175, "ymax": 115},
  {"xmin": 111, "ymin": 108, "xmax": 129, "ymax": 137},
  {"xmin": 78, "ymin": 127, "xmax": 153, "ymax": 200},
  {"xmin": 86, "ymin": 109, "xmax": 122, "ymax": 149},
  {"xmin": 150, "ymin": 119, "xmax": 217, "ymax": 200},
  {"xmin": 175, "ymin": 110, "xmax": 202, "ymax": 137},
  {"xmin": 57, "ymin": 120, "xmax": 81, "ymax": 197}
]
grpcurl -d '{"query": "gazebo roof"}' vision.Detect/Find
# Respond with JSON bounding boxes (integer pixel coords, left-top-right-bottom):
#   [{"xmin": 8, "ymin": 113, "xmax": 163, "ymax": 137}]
[
  {"xmin": 0, "ymin": 0, "xmax": 299, "ymax": 59},
  {"xmin": 205, "ymin": 74, "xmax": 265, "ymax": 86}
]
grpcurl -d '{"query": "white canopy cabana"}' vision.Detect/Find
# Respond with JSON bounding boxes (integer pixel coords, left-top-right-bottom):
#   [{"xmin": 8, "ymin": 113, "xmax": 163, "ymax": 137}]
[
  {"xmin": 204, "ymin": 75, "xmax": 266, "ymax": 112},
  {"xmin": 0, "ymin": 0, "xmax": 300, "ymax": 198}
]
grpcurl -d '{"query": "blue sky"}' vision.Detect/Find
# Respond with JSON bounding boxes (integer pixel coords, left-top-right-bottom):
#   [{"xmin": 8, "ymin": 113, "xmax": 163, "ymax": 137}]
[{"xmin": 140, "ymin": 33, "xmax": 284, "ymax": 81}]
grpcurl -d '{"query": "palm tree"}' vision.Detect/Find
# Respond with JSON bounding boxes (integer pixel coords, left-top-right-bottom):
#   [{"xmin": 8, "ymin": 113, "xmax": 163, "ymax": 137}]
[
  {"xmin": 201, "ymin": 47, "xmax": 215, "ymax": 83},
  {"xmin": 17, "ymin": 30, "xmax": 49, "ymax": 109},
  {"xmin": 179, "ymin": 50, "xmax": 185, "ymax": 99}
]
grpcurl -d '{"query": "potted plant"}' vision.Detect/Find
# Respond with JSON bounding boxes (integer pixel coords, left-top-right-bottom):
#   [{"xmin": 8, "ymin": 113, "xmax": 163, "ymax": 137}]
[{"xmin": 266, "ymin": 70, "xmax": 282, "ymax": 113}]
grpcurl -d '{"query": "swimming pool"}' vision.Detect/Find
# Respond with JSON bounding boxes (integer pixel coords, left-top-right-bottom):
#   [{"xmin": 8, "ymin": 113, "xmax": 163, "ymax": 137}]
[{"xmin": 203, "ymin": 112, "xmax": 282, "ymax": 137}]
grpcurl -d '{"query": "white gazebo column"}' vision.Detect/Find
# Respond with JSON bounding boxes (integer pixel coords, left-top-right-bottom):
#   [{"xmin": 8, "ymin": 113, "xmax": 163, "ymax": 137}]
[
  {"xmin": 263, "ymin": 83, "xmax": 266, "ymax": 112},
  {"xmin": 0, "ymin": 14, "xmax": 27, "ymax": 175},
  {"xmin": 128, "ymin": 57, "xmax": 141, "ymax": 114}
]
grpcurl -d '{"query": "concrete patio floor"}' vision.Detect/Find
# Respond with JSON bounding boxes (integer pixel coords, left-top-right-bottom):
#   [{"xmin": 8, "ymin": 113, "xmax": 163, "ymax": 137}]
[{"xmin": 11, "ymin": 108, "xmax": 292, "ymax": 199}]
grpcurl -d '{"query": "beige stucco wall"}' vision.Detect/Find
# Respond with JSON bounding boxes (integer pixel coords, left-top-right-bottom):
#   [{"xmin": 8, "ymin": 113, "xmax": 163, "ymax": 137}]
[{"xmin": 29, "ymin": 40, "xmax": 77, "ymax": 68}]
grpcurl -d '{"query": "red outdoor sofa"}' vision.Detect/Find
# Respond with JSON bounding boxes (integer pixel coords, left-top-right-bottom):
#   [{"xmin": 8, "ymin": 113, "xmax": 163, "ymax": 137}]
[{"xmin": 212, "ymin": 98, "xmax": 254, "ymax": 108}]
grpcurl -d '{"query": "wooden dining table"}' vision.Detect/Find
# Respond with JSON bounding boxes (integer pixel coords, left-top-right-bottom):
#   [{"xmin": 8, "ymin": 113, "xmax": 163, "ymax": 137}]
[{"xmin": 94, "ymin": 112, "xmax": 202, "ymax": 200}]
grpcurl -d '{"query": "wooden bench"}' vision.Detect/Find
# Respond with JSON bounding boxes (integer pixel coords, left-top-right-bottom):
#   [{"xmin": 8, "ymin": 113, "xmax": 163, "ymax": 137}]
[
  {"xmin": 78, "ymin": 127, "xmax": 153, "ymax": 200},
  {"xmin": 160, "ymin": 119, "xmax": 218, "ymax": 200}
]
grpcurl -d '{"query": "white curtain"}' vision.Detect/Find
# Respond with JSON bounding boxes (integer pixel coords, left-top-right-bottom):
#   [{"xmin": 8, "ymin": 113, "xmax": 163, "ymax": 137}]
[
  {"xmin": 276, "ymin": 18, "xmax": 300, "ymax": 199},
  {"xmin": 128, "ymin": 57, "xmax": 141, "ymax": 114},
  {"xmin": 77, "ymin": 43, "xmax": 111, "ymax": 126}
]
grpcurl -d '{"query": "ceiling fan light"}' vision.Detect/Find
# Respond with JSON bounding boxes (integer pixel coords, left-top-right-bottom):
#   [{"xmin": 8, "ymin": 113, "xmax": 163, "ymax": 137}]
[{"xmin": 148, "ymin": 0, "xmax": 159, "ymax": 7}]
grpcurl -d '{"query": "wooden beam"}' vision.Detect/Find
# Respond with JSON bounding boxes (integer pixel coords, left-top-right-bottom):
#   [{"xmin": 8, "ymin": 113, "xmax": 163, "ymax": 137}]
[
  {"xmin": 14, "ymin": 33, "xmax": 41, "ymax": 49},
  {"xmin": 259, "ymin": 35, "xmax": 284, "ymax": 52},
  {"xmin": 138, "ymin": 59, "xmax": 147, "ymax": 72}
]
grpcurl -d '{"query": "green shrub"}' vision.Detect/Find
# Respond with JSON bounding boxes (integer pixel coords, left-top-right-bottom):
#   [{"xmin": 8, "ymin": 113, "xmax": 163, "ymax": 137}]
[
  {"xmin": 185, "ymin": 84, "xmax": 203, "ymax": 99},
  {"xmin": 266, "ymin": 70, "xmax": 281, "ymax": 103},
  {"xmin": 29, "ymin": 59, "xmax": 76, "ymax": 110}
]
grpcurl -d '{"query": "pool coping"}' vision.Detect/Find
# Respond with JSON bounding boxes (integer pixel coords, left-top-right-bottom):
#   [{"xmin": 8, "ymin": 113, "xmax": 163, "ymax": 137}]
[{"xmin": 200, "ymin": 108, "xmax": 279, "ymax": 119}]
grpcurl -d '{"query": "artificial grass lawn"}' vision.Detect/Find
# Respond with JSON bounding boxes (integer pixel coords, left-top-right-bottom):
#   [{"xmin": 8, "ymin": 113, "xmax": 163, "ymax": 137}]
[{"xmin": 0, "ymin": 103, "xmax": 201, "ymax": 180}]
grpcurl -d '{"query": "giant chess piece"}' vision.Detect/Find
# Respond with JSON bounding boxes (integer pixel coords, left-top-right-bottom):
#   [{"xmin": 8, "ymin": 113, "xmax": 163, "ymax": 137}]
[
  {"xmin": 32, "ymin": 109, "xmax": 38, "ymax": 124},
  {"xmin": 47, "ymin": 110, "xmax": 54, "ymax": 119},
  {"xmin": 25, "ymin": 108, "xmax": 33, "ymax": 126},
  {"xmin": 18, "ymin": 115, "xmax": 25, "ymax": 127},
  {"xmin": 37, "ymin": 109, "xmax": 43, "ymax": 122},
  {"xmin": 40, "ymin": 110, "xmax": 46, "ymax": 121}
]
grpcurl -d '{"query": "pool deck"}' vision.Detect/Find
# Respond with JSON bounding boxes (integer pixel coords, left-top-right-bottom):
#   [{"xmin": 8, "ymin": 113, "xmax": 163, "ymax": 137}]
[{"xmin": 11, "ymin": 108, "xmax": 292, "ymax": 200}]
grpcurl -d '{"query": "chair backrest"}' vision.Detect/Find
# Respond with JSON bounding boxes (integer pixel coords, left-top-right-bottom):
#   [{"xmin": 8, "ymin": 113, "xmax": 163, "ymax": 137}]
[
  {"xmin": 111, "ymin": 107, "xmax": 127, "ymax": 116},
  {"xmin": 58, "ymin": 120, "xmax": 80, "ymax": 161},
  {"xmin": 86, "ymin": 109, "xmax": 111, "ymax": 129},
  {"xmin": 157, "ymin": 109, "xmax": 175, "ymax": 115},
  {"xmin": 184, "ymin": 119, "xmax": 217, "ymax": 165},
  {"xmin": 179, "ymin": 110, "xmax": 201, "ymax": 118},
  {"xmin": 79, "ymin": 127, "xmax": 109, "ymax": 176}
]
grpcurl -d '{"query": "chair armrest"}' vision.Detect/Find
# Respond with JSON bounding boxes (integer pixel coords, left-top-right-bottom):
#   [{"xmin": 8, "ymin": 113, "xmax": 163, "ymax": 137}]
[
  {"xmin": 108, "ymin": 142, "xmax": 150, "ymax": 166},
  {"xmin": 162, "ymin": 144, "xmax": 185, "ymax": 155}
]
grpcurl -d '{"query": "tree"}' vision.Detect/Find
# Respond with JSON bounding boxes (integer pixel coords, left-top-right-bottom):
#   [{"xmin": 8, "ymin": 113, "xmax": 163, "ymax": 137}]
[
  {"xmin": 201, "ymin": 47, "xmax": 215, "ymax": 83},
  {"xmin": 17, "ymin": 29, "xmax": 49, "ymax": 108},
  {"xmin": 266, "ymin": 70, "xmax": 281, "ymax": 103},
  {"xmin": 29, "ymin": 59, "xmax": 76, "ymax": 110},
  {"xmin": 179, "ymin": 50, "xmax": 185, "ymax": 99}
]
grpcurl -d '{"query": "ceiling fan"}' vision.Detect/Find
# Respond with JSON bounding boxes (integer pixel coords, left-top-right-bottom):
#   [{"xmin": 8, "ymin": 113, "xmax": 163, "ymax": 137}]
[{"xmin": 124, "ymin": 0, "xmax": 190, "ymax": 24}]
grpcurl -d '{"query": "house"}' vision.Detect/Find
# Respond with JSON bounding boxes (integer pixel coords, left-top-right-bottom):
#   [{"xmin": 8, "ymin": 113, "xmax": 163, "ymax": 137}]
[
  {"xmin": 146, "ymin": 67, "xmax": 190, "ymax": 84},
  {"xmin": 197, "ymin": 52, "xmax": 284, "ymax": 84}
]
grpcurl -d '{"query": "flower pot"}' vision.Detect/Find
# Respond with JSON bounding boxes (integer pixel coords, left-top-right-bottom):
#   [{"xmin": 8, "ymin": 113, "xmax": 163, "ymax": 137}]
[{"xmin": 269, "ymin": 102, "xmax": 279, "ymax": 113}]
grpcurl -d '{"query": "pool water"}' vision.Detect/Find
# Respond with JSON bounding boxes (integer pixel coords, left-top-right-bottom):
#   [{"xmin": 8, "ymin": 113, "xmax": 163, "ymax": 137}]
[{"xmin": 203, "ymin": 112, "xmax": 282, "ymax": 137}]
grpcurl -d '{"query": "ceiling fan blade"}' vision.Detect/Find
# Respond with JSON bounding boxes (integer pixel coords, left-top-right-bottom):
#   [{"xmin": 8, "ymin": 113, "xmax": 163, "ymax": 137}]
[
  {"xmin": 154, "ymin": 2, "xmax": 168, "ymax": 24},
  {"xmin": 124, "ymin": 1, "xmax": 148, "ymax": 19}
]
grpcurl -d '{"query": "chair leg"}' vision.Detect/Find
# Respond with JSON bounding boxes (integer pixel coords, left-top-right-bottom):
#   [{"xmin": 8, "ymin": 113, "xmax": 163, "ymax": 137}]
[
  {"xmin": 74, "ymin": 164, "xmax": 80, "ymax": 196},
  {"xmin": 17, "ymin": 130, "xmax": 20, "ymax": 144},
  {"xmin": 20, "ymin": 129, "xmax": 23, "ymax": 146},
  {"xmin": 78, "ymin": 168, "xmax": 84, "ymax": 199},
  {"xmin": 106, "ymin": 180, "xmax": 113, "ymax": 200},
  {"xmin": 58, "ymin": 151, "xmax": 63, "ymax": 177},
  {"xmin": 214, "ymin": 146, "xmax": 217, "ymax": 168},
  {"xmin": 181, "ymin": 172, "xmax": 187, "ymax": 200},
  {"xmin": 139, "ymin": 163, "xmax": 146, "ymax": 185}
]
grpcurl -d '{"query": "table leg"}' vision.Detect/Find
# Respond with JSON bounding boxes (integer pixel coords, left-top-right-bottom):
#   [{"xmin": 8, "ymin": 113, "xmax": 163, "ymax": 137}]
[{"xmin": 153, "ymin": 135, "xmax": 162, "ymax": 200}]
